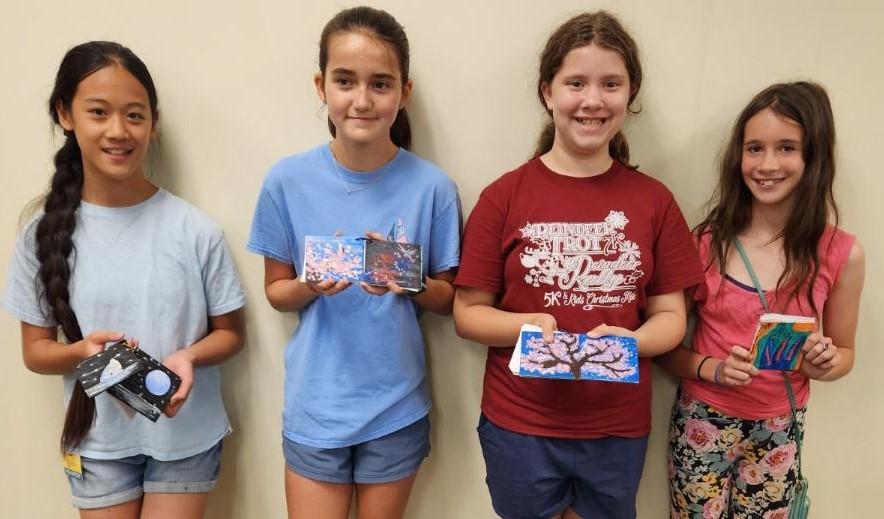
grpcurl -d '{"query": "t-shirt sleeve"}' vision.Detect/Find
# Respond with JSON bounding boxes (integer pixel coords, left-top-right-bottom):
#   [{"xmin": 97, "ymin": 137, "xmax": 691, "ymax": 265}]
[
  {"xmin": 200, "ymin": 226, "xmax": 247, "ymax": 316},
  {"xmin": 646, "ymin": 195, "xmax": 705, "ymax": 296},
  {"xmin": 2, "ymin": 222, "xmax": 55, "ymax": 327},
  {"xmin": 454, "ymin": 187, "xmax": 507, "ymax": 294},
  {"xmin": 428, "ymin": 183, "xmax": 462, "ymax": 274},
  {"xmin": 246, "ymin": 183, "xmax": 296, "ymax": 266}
]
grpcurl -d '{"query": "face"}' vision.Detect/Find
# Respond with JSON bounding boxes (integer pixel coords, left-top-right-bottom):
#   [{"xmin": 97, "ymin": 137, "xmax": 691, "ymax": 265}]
[
  {"xmin": 741, "ymin": 108, "xmax": 805, "ymax": 210},
  {"xmin": 315, "ymin": 31, "xmax": 411, "ymax": 148},
  {"xmin": 56, "ymin": 64, "xmax": 156, "ymax": 187},
  {"xmin": 541, "ymin": 43, "xmax": 631, "ymax": 160}
]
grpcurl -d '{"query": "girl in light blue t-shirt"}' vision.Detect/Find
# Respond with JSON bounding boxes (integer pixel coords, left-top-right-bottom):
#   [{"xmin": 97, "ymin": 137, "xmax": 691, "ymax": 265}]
[
  {"xmin": 3, "ymin": 41, "xmax": 246, "ymax": 516},
  {"xmin": 247, "ymin": 6, "xmax": 460, "ymax": 518}
]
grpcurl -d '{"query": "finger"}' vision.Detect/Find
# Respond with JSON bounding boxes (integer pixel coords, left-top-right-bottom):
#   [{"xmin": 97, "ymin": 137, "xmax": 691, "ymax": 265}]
[
  {"xmin": 730, "ymin": 345, "xmax": 753, "ymax": 361},
  {"xmin": 334, "ymin": 229, "xmax": 343, "ymax": 237},
  {"xmin": 89, "ymin": 330, "xmax": 126, "ymax": 344},
  {"xmin": 724, "ymin": 365, "xmax": 752, "ymax": 383},
  {"xmin": 360, "ymin": 282, "xmax": 388, "ymax": 296},
  {"xmin": 386, "ymin": 281, "xmax": 404, "ymax": 295},
  {"xmin": 801, "ymin": 332, "xmax": 823, "ymax": 353},
  {"xmin": 128, "ymin": 337, "xmax": 140, "ymax": 349},
  {"xmin": 365, "ymin": 231, "xmax": 385, "ymax": 241},
  {"xmin": 540, "ymin": 318, "xmax": 556, "ymax": 343}
]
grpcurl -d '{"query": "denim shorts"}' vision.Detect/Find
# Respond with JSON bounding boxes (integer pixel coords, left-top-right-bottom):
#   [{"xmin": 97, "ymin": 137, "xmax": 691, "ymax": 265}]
[
  {"xmin": 67, "ymin": 441, "xmax": 222, "ymax": 509},
  {"xmin": 283, "ymin": 415, "xmax": 430, "ymax": 484},
  {"xmin": 477, "ymin": 414, "xmax": 648, "ymax": 519}
]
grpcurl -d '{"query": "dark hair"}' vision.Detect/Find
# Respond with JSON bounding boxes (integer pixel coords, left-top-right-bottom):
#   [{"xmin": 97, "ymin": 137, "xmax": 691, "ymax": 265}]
[
  {"xmin": 697, "ymin": 81, "xmax": 837, "ymax": 313},
  {"xmin": 533, "ymin": 11, "xmax": 642, "ymax": 166},
  {"xmin": 39, "ymin": 41, "xmax": 158, "ymax": 451},
  {"xmin": 318, "ymin": 6, "xmax": 412, "ymax": 149}
]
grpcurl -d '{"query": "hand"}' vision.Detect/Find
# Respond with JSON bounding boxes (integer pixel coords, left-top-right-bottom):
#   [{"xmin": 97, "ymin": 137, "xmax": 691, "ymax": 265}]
[
  {"xmin": 76, "ymin": 330, "xmax": 126, "ymax": 360},
  {"xmin": 801, "ymin": 332, "xmax": 841, "ymax": 379},
  {"xmin": 528, "ymin": 313, "xmax": 557, "ymax": 342},
  {"xmin": 307, "ymin": 278, "xmax": 351, "ymax": 296},
  {"xmin": 715, "ymin": 345, "xmax": 759, "ymax": 387},
  {"xmin": 587, "ymin": 323, "xmax": 637, "ymax": 339},
  {"xmin": 162, "ymin": 349, "xmax": 196, "ymax": 417},
  {"xmin": 361, "ymin": 280, "xmax": 407, "ymax": 296}
]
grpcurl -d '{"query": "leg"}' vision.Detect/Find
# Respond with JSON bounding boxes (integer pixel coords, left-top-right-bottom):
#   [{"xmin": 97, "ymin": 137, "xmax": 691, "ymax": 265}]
[
  {"xmin": 140, "ymin": 493, "xmax": 208, "ymax": 519},
  {"xmin": 667, "ymin": 391, "xmax": 738, "ymax": 519},
  {"xmin": 572, "ymin": 435, "xmax": 647, "ymax": 519},
  {"xmin": 354, "ymin": 474, "xmax": 417, "ymax": 519},
  {"xmin": 561, "ymin": 508, "xmax": 583, "ymax": 519},
  {"xmin": 285, "ymin": 468, "xmax": 353, "ymax": 519},
  {"xmin": 69, "ymin": 455, "xmax": 145, "ymax": 516},
  {"xmin": 79, "ymin": 499, "xmax": 142, "ymax": 519}
]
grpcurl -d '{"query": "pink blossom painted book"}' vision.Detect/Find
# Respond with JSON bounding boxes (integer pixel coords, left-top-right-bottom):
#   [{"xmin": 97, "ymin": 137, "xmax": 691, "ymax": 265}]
[
  {"xmin": 749, "ymin": 313, "xmax": 816, "ymax": 371},
  {"xmin": 300, "ymin": 235, "xmax": 423, "ymax": 292},
  {"xmin": 509, "ymin": 324, "xmax": 639, "ymax": 382}
]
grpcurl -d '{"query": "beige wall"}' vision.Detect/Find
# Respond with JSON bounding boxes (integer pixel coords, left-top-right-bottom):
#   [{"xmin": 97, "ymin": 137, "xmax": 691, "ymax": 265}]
[{"xmin": 1, "ymin": 1, "xmax": 881, "ymax": 517}]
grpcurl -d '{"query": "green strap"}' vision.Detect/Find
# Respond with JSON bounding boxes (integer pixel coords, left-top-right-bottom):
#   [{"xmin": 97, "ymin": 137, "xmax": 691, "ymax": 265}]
[{"xmin": 732, "ymin": 238, "xmax": 803, "ymax": 478}]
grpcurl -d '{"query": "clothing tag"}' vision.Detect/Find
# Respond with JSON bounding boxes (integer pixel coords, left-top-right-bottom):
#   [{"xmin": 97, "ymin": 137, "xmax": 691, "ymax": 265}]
[{"xmin": 63, "ymin": 452, "xmax": 83, "ymax": 479}]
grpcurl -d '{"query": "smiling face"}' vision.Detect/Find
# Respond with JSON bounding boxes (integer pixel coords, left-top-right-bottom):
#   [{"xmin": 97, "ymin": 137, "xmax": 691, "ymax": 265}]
[
  {"xmin": 541, "ymin": 43, "xmax": 630, "ymax": 162},
  {"xmin": 56, "ymin": 64, "xmax": 156, "ymax": 191},
  {"xmin": 741, "ymin": 107, "xmax": 806, "ymax": 211},
  {"xmin": 315, "ymin": 31, "xmax": 411, "ymax": 150}
]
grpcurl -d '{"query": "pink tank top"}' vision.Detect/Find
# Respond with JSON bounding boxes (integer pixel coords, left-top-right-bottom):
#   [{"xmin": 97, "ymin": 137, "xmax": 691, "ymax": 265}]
[{"xmin": 682, "ymin": 225, "xmax": 854, "ymax": 419}]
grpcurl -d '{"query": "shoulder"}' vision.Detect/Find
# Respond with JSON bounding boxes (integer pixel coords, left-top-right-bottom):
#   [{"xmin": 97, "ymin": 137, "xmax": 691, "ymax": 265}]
[
  {"xmin": 479, "ymin": 159, "xmax": 538, "ymax": 200},
  {"xmin": 616, "ymin": 163, "xmax": 676, "ymax": 202},
  {"xmin": 395, "ymin": 149, "xmax": 458, "ymax": 197},
  {"xmin": 262, "ymin": 145, "xmax": 327, "ymax": 191},
  {"xmin": 155, "ymin": 190, "xmax": 224, "ymax": 242}
]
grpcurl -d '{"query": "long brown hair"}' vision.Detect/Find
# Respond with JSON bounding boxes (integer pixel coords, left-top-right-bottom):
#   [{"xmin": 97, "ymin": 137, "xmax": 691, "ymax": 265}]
[
  {"xmin": 697, "ymin": 81, "xmax": 837, "ymax": 312},
  {"xmin": 533, "ymin": 11, "xmax": 642, "ymax": 166},
  {"xmin": 318, "ymin": 6, "xmax": 412, "ymax": 149},
  {"xmin": 40, "ymin": 41, "xmax": 158, "ymax": 451}
]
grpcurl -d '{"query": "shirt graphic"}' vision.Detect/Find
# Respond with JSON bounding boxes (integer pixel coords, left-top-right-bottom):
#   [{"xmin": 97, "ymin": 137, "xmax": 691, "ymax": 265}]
[{"xmin": 518, "ymin": 210, "xmax": 644, "ymax": 310}]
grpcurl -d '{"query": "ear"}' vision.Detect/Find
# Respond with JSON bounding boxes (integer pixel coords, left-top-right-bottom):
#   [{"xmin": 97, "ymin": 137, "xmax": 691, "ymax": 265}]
[
  {"xmin": 56, "ymin": 100, "xmax": 74, "ymax": 132},
  {"xmin": 398, "ymin": 78, "xmax": 413, "ymax": 110},
  {"xmin": 314, "ymin": 72, "xmax": 326, "ymax": 103},
  {"xmin": 541, "ymin": 82, "xmax": 553, "ymax": 112},
  {"xmin": 150, "ymin": 111, "xmax": 160, "ymax": 139}
]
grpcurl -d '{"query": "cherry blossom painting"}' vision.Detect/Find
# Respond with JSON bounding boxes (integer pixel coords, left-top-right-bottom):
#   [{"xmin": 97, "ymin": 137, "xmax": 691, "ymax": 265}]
[
  {"xmin": 511, "ymin": 326, "xmax": 639, "ymax": 383},
  {"xmin": 302, "ymin": 236, "xmax": 365, "ymax": 283}
]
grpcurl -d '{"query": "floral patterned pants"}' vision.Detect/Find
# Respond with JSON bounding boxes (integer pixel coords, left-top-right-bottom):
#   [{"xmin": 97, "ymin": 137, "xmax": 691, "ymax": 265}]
[{"xmin": 668, "ymin": 389, "xmax": 806, "ymax": 519}]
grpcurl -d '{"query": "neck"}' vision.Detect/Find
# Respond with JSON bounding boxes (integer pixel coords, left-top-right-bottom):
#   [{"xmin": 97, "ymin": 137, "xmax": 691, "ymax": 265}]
[
  {"xmin": 541, "ymin": 141, "xmax": 613, "ymax": 178},
  {"xmin": 744, "ymin": 201, "xmax": 793, "ymax": 242},
  {"xmin": 330, "ymin": 138, "xmax": 398, "ymax": 172},
  {"xmin": 81, "ymin": 172, "xmax": 158, "ymax": 207}
]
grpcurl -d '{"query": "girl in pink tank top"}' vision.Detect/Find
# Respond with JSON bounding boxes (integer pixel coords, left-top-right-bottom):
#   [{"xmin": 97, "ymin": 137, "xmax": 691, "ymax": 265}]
[{"xmin": 656, "ymin": 82, "xmax": 865, "ymax": 518}]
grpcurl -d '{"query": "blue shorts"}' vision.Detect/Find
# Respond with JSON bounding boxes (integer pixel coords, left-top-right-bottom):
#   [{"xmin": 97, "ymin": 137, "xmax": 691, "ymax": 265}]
[
  {"xmin": 283, "ymin": 415, "xmax": 430, "ymax": 484},
  {"xmin": 477, "ymin": 414, "xmax": 648, "ymax": 519},
  {"xmin": 68, "ymin": 441, "xmax": 222, "ymax": 510}
]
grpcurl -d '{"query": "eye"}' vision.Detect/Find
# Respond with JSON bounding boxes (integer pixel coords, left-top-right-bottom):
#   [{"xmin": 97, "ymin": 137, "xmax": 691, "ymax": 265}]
[
  {"xmin": 373, "ymin": 81, "xmax": 392, "ymax": 90},
  {"xmin": 567, "ymin": 80, "xmax": 584, "ymax": 88},
  {"xmin": 780, "ymin": 144, "xmax": 799, "ymax": 153},
  {"xmin": 745, "ymin": 144, "xmax": 762, "ymax": 154},
  {"xmin": 604, "ymin": 80, "xmax": 621, "ymax": 89},
  {"xmin": 128, "ymin": 112, "xmax": 146, "ymax": 121},
  {"xmin": 88, "ymin": 108, "xmax": 107, "ymax": 117},
  {"xmin": 334, "ymin": 78, "xmax": 353, "ymax": 87}
]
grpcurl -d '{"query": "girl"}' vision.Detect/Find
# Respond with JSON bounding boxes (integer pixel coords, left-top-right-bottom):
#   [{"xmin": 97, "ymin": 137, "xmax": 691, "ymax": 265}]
[
  {"xmin": 658, "ymin": 82, "xmax": 865, "ymax": 518},
  {"xmin": 2, "ymin": 41, "xmax": 246, "ymax": 518},
  {"xmin": 246, "ymin": 6, "xmax": 460, "ymax": 519},
  {"xmin": 453, "ymin": 11, "xmax": 704, "ymax": 519}
]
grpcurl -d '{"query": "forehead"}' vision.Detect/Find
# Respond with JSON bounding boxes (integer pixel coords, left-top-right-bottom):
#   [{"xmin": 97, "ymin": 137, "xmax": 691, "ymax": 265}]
[
  {"xmin": 558, "ymin": 43, "xmax": 627, "ymax": 76},
  {"xmin": 73, "ymin": 64, "xmax": 150, "ymax": 105},
  {"xmin": 325, "ymin": 31, "xmax": 401, "ymax": 76},
  {"xmin": 744, "ymin": 108, "xmax": 803, "ymax": 140}
]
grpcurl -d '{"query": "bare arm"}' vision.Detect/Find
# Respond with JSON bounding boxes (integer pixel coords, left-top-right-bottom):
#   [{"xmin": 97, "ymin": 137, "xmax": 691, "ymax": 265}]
[
  {"xmin": 453, "ymin": 286, "xmax": 557, "ymax": 347},
  {"xmin": 262, "ymin": 257, "xmax": 350, "ymax": 312},
  {"xmin": 410, "ymin": 269, "xmax": 457, "ymax": 316},
  {"xmin": 801, "ymin": 240, "xmax": 865, "ymax": 381},
  {"xmin": 590, "ymin": 290, "xmax": 688, "ymax": 357},
  {"xmin": 21, "ymin": 322, "xmax": 124, "ymax": 375}
]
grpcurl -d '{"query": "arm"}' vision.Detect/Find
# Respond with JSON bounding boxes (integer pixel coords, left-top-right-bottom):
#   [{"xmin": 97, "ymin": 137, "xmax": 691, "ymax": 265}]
[
  {"xmin": 21, "ymin": 323, "xmax": 124, "ymax": 375},
  {"xmin": 453, "ymin": 286, "xmax": 557, "ymax": 347},
  {"xmin": 163, "ymin": 308, "xmax": 246, "ymax": 417},
  {"xmin": 800, "ymin": 240, "xmax": 865, "ymax": 381},
  {"xmin": 589, "ymin": 290, "xmax": 688, "ymax": 357},
  {"xmin": 263, "ymin": 257, "xmax": 349, "ymax": 312}
]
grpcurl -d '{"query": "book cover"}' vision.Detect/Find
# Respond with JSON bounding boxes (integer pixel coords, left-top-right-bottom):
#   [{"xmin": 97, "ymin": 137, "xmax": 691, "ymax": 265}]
[
  {"xmin": 509, "ymin": 324, "xmax": 639, "ymax": 383},
  {"xmin": 750, "ymin": 313, "xmax": 816, "ymax": 371},
  {"xmin": 301, "ymin": 235, "xmax": 423, "ymax": 291},
  {"xmin": 74, "ymin": 341, "xmax": 144, "ymax": 398}
]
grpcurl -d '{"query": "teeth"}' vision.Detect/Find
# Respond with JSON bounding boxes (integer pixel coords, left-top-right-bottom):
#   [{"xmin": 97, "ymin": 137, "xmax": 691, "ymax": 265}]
[
  {"xmin": 104, "ymin": 149, "xmax": 130, "ymax": 156},
  {"xmin": 576, "ymin": 118, "xmax": 604, "ymax": 126},
  {"xmin": 758, "ymin": 179, "xmax": 782, "ymax": 187}
]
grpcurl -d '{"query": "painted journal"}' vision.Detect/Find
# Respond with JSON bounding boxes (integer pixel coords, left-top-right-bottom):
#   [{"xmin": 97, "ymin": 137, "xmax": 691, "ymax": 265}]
[
  {"xmin": 301, "ymin": 235, "xmax": 423, "ymax": 291},
  {"xmin": 750, "ymin": 313, "xmax": 816, "ymax": 371},
  {"xmin": 509, "ymin": 324, "xmax": 639, "ymax": 383}
]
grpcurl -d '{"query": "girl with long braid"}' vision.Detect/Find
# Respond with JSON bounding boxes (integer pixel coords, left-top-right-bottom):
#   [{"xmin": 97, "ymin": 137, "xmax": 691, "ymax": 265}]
[{"xmin": 2, "ymin": 41, "xmax": 246, "ymax": 518}]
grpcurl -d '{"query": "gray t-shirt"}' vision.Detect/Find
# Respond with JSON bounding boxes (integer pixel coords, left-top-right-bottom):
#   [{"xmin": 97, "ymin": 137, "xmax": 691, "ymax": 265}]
[{"xmin": 3, "ymin": 189, "xmax": 246, "ymax": 460}]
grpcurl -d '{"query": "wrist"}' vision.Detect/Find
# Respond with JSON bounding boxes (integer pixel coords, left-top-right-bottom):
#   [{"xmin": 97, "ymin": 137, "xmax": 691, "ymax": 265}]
[
  {"xmin": 713, "ymin": 360, "xmax": 725, "ymax": 385},
  {"xmin": 696, "ymin": 355, "xmax": 713, "ymax": 382},
  {"xmin": 404, "ymin": 277, "xmax": 428, "ymax": 299}
]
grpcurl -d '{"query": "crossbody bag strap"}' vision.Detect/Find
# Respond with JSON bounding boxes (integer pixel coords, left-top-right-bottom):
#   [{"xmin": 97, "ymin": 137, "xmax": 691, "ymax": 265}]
[{"xmin": 732, "ymin": 238, "xmax": 803, "ymax": 479}]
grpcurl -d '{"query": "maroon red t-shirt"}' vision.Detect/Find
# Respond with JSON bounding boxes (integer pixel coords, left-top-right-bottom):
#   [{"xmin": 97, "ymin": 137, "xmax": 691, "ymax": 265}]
[{"xmin": 456, "ymin": 158, "xmax": 704, "ymax": 438}]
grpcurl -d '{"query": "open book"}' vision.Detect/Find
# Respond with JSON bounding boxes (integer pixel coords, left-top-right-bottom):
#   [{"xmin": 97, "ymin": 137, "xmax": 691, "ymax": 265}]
[
  {"xmin": 750, "ymin": 313, "xmax": 816, "ymax": 371},
  {"xmin": 301, "ymin": 235, "xmax": 423, "ymax": 291},
  {"xmin": 509, "ymin": 324, "xmax": 639, "ymax": 383}
]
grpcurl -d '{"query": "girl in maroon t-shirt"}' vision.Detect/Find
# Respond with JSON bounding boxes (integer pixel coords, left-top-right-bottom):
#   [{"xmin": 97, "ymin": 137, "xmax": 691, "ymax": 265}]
[
  {"xmin": 453, "ymin": 11, "xmax": 703, "ymax": 519},
  {"xmin": 657, "ymin": 83, "xmax": 865, "ymax": 517}
]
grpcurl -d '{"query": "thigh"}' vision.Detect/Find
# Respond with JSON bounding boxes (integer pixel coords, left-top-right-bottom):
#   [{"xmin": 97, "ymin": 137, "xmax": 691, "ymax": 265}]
[
  {"xmin": 68, "ymin": 454, "xmax": 146, "ymax": 511},
  {"xmin": 731, "ymin": 408, "xmax": 806, "ymax": 519},
  {"xmin": 668, "ymin": 391, "xmax": 740, "ymax": 519},
  {"xmin": 141, "ymin": 492, "xmax": 208, "ymax": 519},
  {"xmin": 286, "ymin": 466, "xmax": 353, "ymax": 519},
  {"xmin": 571, "ymin": 435, "xmax": 648, "ymax": 519},
  {"xmin": 283, "ymin": 435, "xmax": 355, "ymax": 484},
  {"xmin": 477, "ymin": 414, "xmax": 573, "ymax": 519},
  {"xmin": 354, "ymin": 473, "xmax": 418, "ymax": 519},
  {"xmin": 143, "ymin": 441, "xmax": 222, "ymax": 495},
  {"xmin": 352, "ymin": 415, "xmax": 430, "ymax": 484}
]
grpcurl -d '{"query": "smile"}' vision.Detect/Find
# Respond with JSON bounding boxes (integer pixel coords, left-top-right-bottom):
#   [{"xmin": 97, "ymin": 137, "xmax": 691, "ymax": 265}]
[
  {"xmin": 755, "ymin": 178, "xmax": 785, "ymax": 187},
  {"xmin": 102, "ymin": 147, "xmax": 133, "ymax": 156},
  {"xmin": 575, "ymin": 117, "xmax": 606, "ymax": 127}
]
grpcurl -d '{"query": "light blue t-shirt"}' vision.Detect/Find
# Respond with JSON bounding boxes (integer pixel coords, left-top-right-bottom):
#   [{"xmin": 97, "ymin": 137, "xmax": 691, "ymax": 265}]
[
  {"xmin": 247, "ymin": 144, "xmax": 461, "ymax": 448},
  {"xmin": 3, "ymin": 189, "xmax": 246, "ymax": 460}
]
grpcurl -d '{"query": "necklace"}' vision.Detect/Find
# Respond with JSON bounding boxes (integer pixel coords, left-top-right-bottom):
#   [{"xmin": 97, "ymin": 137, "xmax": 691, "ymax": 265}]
[{"xmin": 329, "ymin": 144, "xmax": 395, "ymax": 196}]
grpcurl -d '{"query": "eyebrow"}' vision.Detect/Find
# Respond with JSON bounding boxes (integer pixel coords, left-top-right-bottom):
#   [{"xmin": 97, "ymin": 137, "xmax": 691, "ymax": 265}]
[
  {"xmin": 330, "ymin": 68, "xmax": 397, "ymax": 81},
  {"xmin": 83, "ymin": 97, "xmax": 148, "ymax": 109}
]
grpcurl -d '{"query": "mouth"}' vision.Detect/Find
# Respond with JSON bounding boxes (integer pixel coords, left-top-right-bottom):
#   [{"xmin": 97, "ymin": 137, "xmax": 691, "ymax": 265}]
[
  {"xmin": 102, "ymin": 147, "xmax": 133, "ymax": 157},
  {"xmin": 754, "ymin": 177, "xmax": 785, "ymax": 187},
  {"xmin": 574, "ymin": 116, "xmax": 607, "ymax": 128}
]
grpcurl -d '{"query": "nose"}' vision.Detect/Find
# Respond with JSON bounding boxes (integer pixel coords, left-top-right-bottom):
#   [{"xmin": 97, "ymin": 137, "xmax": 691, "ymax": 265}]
[
  {"xmin": 353, "ymin": 86, "xmax": 372, "ymax": 111},
  {"xmin": 759, "ymin": 149, "xmax": 778, "ymax": 172},
  {"xmin": 581, "ymin": 85, "xmax": 603, "ymax": 110},
  {"xmin": 106, "ymin": 113, "xmax": 128, "ymax": 139}
]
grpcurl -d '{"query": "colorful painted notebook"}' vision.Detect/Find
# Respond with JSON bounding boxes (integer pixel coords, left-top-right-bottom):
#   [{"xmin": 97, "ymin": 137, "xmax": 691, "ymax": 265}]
[
  {"xmin": 301, "ymin": 235, "xmax": 423, "ymax": 291},
  {"xmin": 509, "ymin": 324, "xmax": 639, "ymax": 383},
  {"xmin": 750, "ymin": 313, "xmax": 816, "ymax": 371}
]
